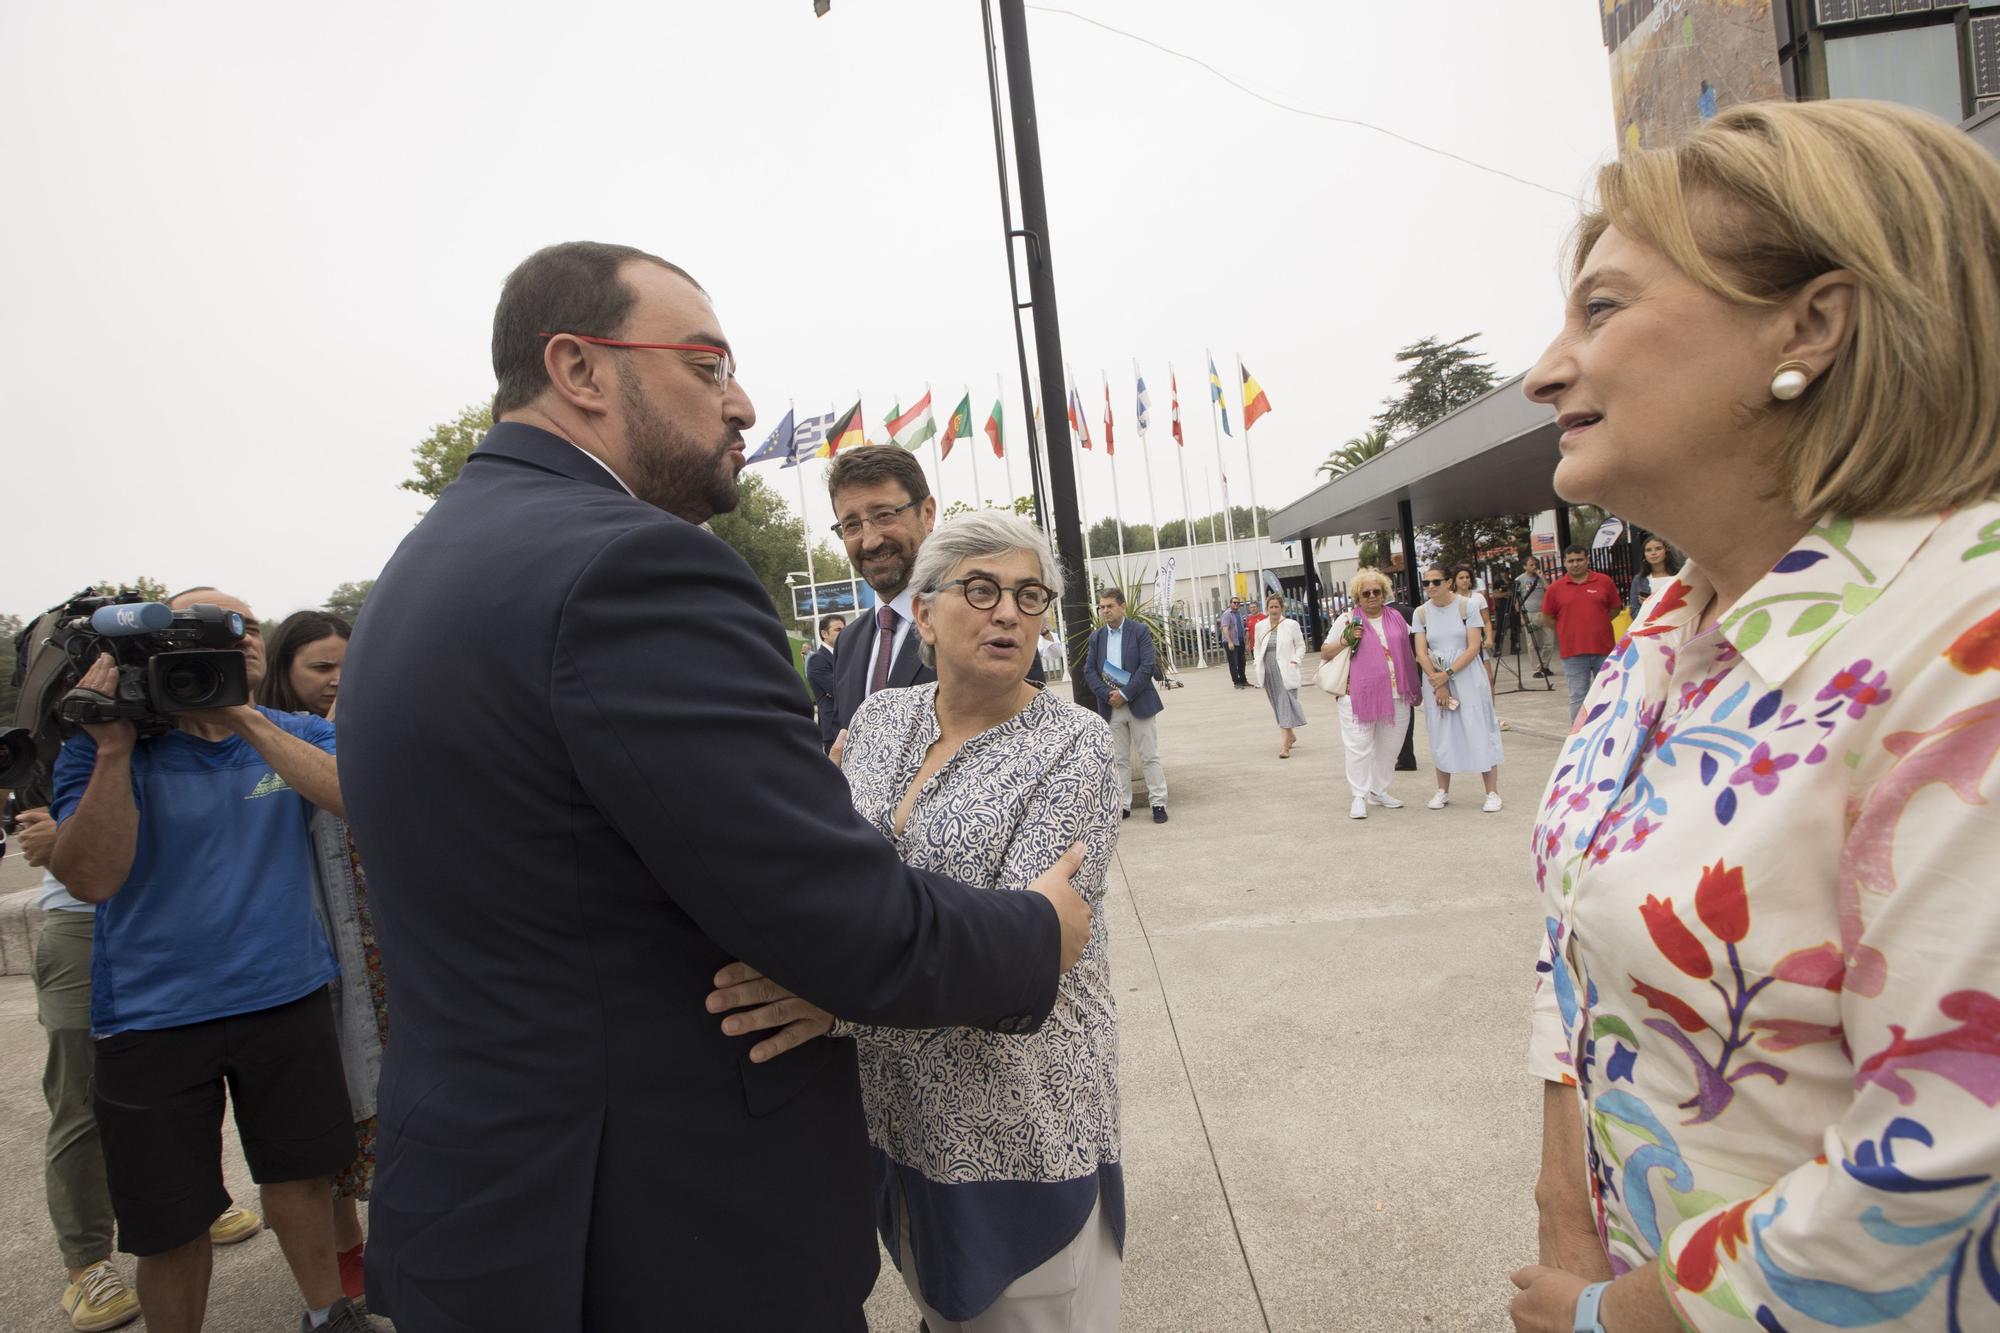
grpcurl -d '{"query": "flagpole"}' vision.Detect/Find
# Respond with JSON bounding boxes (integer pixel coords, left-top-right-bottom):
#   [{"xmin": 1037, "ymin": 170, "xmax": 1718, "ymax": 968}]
[
  {"xmin": 962, "ymin": 384, "xmax": 984, "ymax": 509},
  {"xmin": 1205, "ymin": 347, "xmax": 1241, "ymax": 600},
  {"xmin": 838, "ymin": 400, "xmax": 860, "ymax": 612},
  {"xmin": 790, "ymin": 399, "xmax": 818, "ymax": 631},
  {"xmin": 1133, "ymin": 362, "xmax": 1174, "ymax": 676},
  {"xmin": 1202, "ymin": 462, "xmax": 1221, "ymax": 617},
  {"xmin": 1167, "ymin": 361, "xmax": 1206, "ymax": 668},
  {"xmin": 1101, "ymin": 372, "xmax": 1127, "ymax": 572},
  {"xmin": 1066, "ymin": 366, "xmax": 1095, "ymax": 584},
  {"xmin": 923, "ymin": 382, "xmax": 945, "ymax": 509},
  {"xmin": 996, "ymin": 372, "xmax": 1017, "ymax": 513},
  {"xmin": 1238, "ymin": 356, "xmax": 1269, "ymax": 596}
]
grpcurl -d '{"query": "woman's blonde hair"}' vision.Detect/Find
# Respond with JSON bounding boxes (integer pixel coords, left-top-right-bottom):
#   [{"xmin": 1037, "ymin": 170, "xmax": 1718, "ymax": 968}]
[
  {"xmin": 1349, "ymin": 567, "xmax": 1392, "ymax": 599},
  {"xmin": 1573, "ymin": 99, "xmax": 2000, "ymax": 518}
]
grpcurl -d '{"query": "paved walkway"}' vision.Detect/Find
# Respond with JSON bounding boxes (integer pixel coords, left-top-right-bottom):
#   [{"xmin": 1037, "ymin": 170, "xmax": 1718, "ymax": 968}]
[{"xmin": 1, "ymin": 660, "xmax": 1573, "ymax": 1332}]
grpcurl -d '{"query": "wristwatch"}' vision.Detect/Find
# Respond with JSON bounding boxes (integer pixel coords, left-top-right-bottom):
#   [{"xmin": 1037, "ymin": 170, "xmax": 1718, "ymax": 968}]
[{"xmin": 1573, "ymin": 1280, "xmax": 1611, "ymax": 1333}]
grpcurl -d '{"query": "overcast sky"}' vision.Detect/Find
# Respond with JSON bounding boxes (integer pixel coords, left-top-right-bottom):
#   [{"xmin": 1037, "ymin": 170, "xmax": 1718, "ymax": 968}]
[{"xmin": 0, "ymin": 0, "xmax": 1614, "ymax": 623}]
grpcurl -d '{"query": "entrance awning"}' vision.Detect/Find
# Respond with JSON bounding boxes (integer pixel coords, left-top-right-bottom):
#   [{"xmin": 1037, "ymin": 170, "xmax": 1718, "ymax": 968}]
[{"xmin": 1269, "ymin": 373, "xmax": 1560, "ymax": 541}]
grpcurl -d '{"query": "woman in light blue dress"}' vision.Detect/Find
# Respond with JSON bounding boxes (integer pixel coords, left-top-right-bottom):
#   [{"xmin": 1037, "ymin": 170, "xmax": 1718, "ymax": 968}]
[{"xmin": 1412, "ymin": 563, "xmax": 1504, "ymax": 812}]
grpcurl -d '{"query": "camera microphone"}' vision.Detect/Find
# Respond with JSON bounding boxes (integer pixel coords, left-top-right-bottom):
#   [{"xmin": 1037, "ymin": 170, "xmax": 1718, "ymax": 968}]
[{"xmin": 90, "ymin": 602, "xmax": 174, "ymax": 636}]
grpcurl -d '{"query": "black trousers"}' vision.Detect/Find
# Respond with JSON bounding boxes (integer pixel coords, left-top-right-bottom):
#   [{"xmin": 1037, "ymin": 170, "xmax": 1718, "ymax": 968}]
[{"xmin": 1224, "ymin": 644, "xmax": 1247, "ymax": 685}]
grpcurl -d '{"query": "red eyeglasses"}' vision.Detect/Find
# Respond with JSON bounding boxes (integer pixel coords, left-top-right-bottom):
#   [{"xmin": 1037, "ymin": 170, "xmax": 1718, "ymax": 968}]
[{"xmin": 537, "ymin": 332, "xmax": 736, "ymax": 388}]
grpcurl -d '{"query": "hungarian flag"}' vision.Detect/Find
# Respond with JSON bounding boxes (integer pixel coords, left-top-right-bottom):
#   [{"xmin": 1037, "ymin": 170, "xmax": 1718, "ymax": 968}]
[
  {"xmin": 1241, "ymin": 359, "xmax": 1273, "ymax": 430},
  {"xmin": 885, "ymin": 392, "xmax": 937, "ymax": 451},
  {"xmin": 984, "ymin": 399, "xmax": 1004, "ymax": 457},
  {"xmin": 1067, "ymin": 384, "xmax": 1092, "ymax": 450},
  {"xmin": 826, "ymin": 400, "xmax": 865, "ymax": 456},
  {"xmin": 942, "ymin": 393, "xmax": 973, "ymax": 460},
  {"xmin": 1100, "ymin": 374, "xmax": 1116, "ymax": 455},
  {"xmin": 1170, "ymin": 369, "xmax": 1184, "ymax": 447},
  {"xmin": 1208, "ymin": 353, "xmax": 1232, "ymax": 437}
]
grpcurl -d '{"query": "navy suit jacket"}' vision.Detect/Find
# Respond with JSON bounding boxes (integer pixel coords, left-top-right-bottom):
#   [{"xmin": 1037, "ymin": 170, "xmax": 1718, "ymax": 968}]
[
  {"xmin": 806, "ymin": 644, "xmax": 839, "ymax": 747},
  {"xmin": 336, "ymin": 424, "xmax": 1059, "ymax": 1332},
  {"xmin": 1083, "ymin": 620, "xmax": 1164, "ymax": 720}
]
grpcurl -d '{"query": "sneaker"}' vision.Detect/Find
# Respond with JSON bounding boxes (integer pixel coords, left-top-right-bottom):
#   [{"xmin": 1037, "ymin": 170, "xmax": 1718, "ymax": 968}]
[
  {"xmin": 1483, "ymin": 792, "xmax": 1504, "ymax": 813},
  {"xmin": 209, "ymin": 1205, "xmax": 263, "ymax": 1245},
  {"xmin": 305, "ymin": 1296, "xmax": 381, "ymax": 1332},
  {"xmin": 1427, "ymin": 790, "xmax": 1449, "ymax": 810},
  {"xmin": 1152, "ymin": 806, "xmax": 1168, "ymax": 824},
  {"xmin": 337, "ymin": 1242, "xmax": 366, "ymax": 1302},
  {"xmin": 1349, "ymin": 798, "xmax": 1368, "ymax": 819},
  {"xmin": 61, "ymin": 1261, "xmax": 140, "ymax": 1332},
  {"xmin": 1367, "ymin": 792, "xmax": 1404, "ymax": 809}
]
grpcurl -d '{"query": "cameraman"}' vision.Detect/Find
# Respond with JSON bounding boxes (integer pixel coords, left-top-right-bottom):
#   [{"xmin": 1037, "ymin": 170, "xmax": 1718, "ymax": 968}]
[{"xmin": 48, "ymin": 588, "xmax": 367, "ymax": 1333}]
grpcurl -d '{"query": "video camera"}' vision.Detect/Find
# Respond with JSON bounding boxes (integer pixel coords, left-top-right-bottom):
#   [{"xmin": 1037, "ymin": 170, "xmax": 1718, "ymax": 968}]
[{"xmin": 1, "ymin": 591, "xmax": 251, "ymax": 794}]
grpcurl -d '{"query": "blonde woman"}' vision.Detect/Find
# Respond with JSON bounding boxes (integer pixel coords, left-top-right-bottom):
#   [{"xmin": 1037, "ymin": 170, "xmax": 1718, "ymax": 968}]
[
  {"xmin": 1512, "ymin": 101, "xmax": 2000, "ymax": 1333},
  {"xmin": 1317, "ymin": 568, "xmax": 1421, "ymax": 818},
  {"xmin": 1249, "ymin": 592, "xmax": 1307, "ymax": 758}
]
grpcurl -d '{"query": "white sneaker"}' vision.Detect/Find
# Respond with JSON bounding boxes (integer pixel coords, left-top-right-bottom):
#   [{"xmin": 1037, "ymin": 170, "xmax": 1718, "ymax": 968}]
[
  {"xmin": 1427, "ymin": 790, "xmax": 1449, "ymax": 810},
  {"xmin": 1349, "ymin": 798, "xmax": 1368, "ymax": 819},
  {"xmin": 1483, "ymin": 792, "xmax": 1504, "ymax": 813},
  {"xmin": 1368, "ymin": 792, "xmax": 1404, "ymax": 809}
]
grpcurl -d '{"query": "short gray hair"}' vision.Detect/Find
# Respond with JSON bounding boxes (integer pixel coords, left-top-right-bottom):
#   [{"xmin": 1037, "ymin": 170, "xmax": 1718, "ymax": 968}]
[{"xmin": 908, "ymin": 512, "xmax": 1065, "ymax": 667}]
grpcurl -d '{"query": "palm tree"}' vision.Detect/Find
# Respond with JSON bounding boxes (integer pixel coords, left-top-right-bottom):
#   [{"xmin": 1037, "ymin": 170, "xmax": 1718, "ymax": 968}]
[{"xmin": 1317, "ymin": 427, "xmax": 1392, "ymax": 480}]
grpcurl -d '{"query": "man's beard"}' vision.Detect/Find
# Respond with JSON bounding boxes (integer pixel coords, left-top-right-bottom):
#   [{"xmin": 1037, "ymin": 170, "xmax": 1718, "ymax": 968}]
[
  {"xmin": 620, "ymin": 376, "xmax": 742, "ymax": 524},
  {"xmin": 860, "ymin": 538, "xmax": 916, "ymax": 596}
]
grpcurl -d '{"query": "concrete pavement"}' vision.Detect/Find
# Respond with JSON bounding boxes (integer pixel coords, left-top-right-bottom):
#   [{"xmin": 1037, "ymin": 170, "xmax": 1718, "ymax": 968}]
[{"xmin": 1, "ymin": 662, "xmax": 1572, "ymax": 1332}]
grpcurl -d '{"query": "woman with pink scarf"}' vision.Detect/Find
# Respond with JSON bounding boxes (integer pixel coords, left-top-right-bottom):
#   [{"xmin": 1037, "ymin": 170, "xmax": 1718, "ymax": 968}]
[{"xmin": 1319, "ymin": 567, "xmax": 1423, "ymax": 820}]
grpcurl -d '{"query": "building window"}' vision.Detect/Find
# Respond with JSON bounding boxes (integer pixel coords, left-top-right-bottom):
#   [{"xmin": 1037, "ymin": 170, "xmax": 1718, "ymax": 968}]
[{"xmin": 1824, "ymin": 22, "xmax": 1966, "ymax": 120}]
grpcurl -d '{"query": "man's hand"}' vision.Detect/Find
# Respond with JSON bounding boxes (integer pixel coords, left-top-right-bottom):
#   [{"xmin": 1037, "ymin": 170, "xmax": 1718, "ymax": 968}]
[
  {"xmin": 1108, "ymin": 689, "xmax": 1126, "ymax": 709},
  {"xmin": 704, "ymin": 962, "xmax": 834, "ymax": 1063},
  {"xmin": 828, "ymin": 728, "xmax": 848, "ymax": 765},
  {"xmin": 15, "ymin": 808, "xmax": 57, "ymax": 867},
  {"xmin": 1508, "ymin": 1266, "xmax": 1591, "ymax": 1332},
  {"xmin": 1027, "ymin": 843, "xmax": 1091, "ymax": 972},
  {"xmin": 72, "ymin": 655, "xmax": 137, "ymax": 752},
  {"xmin": 177, "ymin": 702, "xmax": 260, "ymax": 734}
]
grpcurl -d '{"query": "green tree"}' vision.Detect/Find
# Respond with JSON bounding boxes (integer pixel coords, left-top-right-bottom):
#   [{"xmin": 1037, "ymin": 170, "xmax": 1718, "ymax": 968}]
[
  {"xmin": 0, "ymin": 611, "xmax": 22, "ymax": 722},
  {"xmin": 324, "ymin": 581, "xmax": 375, "ymax": 622},
  {"xmin": 707, "ymin": 472, "xmax": 817, "ymax": 620},
  {"xmin": 1317, "ymin": 427, "xmax": 1391, "ymax": 480},
  {"xmin": 404, "ymin": 403, "xmax": 492, "ymax": 502},
  {"xmin": 94, "ymin": 577, "xmax": 170, "ymax": 602},
  {"xmin": 1374, "ymin": 335, "xmax": 1501, "ymax": 440}
]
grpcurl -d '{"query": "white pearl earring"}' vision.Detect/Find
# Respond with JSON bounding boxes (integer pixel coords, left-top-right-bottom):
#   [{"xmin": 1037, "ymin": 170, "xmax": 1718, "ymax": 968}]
[{"xmin": 1771, "ymin": 360, "xmax": 1813, "ymax": 401}]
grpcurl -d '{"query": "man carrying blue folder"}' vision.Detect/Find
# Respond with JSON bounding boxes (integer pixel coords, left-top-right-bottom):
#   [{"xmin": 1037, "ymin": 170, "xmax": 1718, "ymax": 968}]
[{"xmin": 1083, "ymin": 587, "xmax": 1170, "ymax": 823}]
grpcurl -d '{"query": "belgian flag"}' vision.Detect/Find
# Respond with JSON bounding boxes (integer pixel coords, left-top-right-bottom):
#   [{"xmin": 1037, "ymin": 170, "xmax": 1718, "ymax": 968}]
[{"xmin": 1240, "ymin": 361, "xmax": 1272, "ymax": 432}]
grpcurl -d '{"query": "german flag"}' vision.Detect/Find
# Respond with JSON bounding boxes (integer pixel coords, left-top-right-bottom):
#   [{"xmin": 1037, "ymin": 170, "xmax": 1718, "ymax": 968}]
[
  {"xmin": 825, "ymin": 400, "xmax": 865, "ymax": 456},
  {"xmin": 1240, "ymin": 360, "xmax": 1272, "ymax": 431}
]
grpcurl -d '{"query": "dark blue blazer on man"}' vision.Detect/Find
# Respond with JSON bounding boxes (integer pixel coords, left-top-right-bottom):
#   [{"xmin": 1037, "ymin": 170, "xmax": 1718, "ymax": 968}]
[
  {"xmin": 336, "ymin": 424, "xmax": 1060, "ymax": 1333},
  {"xmin": 1082, "ymin": 620, "xmax": 1164, "ymax": 721},
  {"xmin": 806, "ymin": 643, "xmax": 839, "ymax": 748}
]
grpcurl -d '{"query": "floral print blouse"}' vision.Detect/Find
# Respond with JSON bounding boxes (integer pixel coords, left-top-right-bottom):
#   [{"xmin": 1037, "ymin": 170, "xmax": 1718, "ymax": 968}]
[{"xmin": 1528, "ymin": 503, "xmax": 2000, "ymax": 1331}]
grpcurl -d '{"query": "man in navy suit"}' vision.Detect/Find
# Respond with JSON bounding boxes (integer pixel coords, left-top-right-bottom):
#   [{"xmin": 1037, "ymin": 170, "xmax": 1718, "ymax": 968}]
[
  {"xmin": 823, "ymin": 446, "xmax": 1040, "ymax": 760},
  {"xmin": 336, "ymin": 242, "xmax": 1091, "ymax": 1333},
  {"xmin": 805, "ymin": 613, "xmax": 844, "ymax": 752},
  {"xmin": 1083, "ymin": 587, "xmax": 1170, "ymax": 823}
]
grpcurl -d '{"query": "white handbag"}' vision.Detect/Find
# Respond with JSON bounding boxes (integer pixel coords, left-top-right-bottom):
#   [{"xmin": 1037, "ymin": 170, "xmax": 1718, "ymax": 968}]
[{"xmin": 1314, "ymin": 616, "xmax": 1351, "ymax": 696}]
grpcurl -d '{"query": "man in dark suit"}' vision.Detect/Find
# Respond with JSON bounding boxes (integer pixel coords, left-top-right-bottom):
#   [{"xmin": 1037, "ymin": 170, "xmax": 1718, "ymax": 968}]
[
  {"xmin": 805, "ymin": 614, "xmax": 844, "ymax": 752},
  {"xmin": 1083, "ymin": 587, "xmax": 1170, "ymax": 823},
  {"xmin": 336, "ymin": 242, "xmax": 1091, "ymax": 1333},
  {"xmin": 823, "ymin": 446, "xmax": 1040, "ymax": 760}
]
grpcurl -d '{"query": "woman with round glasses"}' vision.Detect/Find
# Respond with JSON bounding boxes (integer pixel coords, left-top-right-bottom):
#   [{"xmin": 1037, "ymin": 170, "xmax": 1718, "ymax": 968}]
[
  {"xmin": 1318, "ymin": 567, "xmax": 1421, "ymax": 818},
  {"xmin": 708, "ymin": 512, "xmax": 1124, "ymax": 1329}
]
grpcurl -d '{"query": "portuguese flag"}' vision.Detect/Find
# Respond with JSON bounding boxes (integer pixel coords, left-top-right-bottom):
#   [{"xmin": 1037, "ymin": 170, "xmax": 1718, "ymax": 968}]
[{"xmin": 942, "ymin": 393, "xmax": 973, "ymax": 459}]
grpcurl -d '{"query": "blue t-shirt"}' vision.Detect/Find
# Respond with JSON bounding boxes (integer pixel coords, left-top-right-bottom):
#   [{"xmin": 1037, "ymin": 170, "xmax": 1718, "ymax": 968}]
[{"xmin": 51, "ymin": 707, "xmax": 340, "ymax": 1036}]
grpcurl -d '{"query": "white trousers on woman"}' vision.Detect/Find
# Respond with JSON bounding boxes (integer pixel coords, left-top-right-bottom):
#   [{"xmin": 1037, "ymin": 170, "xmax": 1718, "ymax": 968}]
[
  {"xmin": 1338, "ymin": 697, "xmax": 1409, "ymax": 801},
  {"xmin": 896, "ymin": 1192, "xmax": 1122, "ymax": 1332}
]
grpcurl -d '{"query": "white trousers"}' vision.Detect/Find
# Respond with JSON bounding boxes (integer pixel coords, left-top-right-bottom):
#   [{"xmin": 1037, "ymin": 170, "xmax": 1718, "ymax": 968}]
[
  {"xmin": 898, "ymin": 1193, "xmax": 1122, "ymax": 1332},
  {"xmin": 1107, "ymin": 706, "xmax": 1168, "ymax": 810},
  {"xmin": 1338, "ymin": 697, "xmax": 1409, "ymax": 801}
]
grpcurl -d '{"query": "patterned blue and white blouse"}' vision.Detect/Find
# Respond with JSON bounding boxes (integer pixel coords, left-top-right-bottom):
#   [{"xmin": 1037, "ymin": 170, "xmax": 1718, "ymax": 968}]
[{"xmin": 839, "ymin": 682, "xmax": 1124, "ymax": 1322}]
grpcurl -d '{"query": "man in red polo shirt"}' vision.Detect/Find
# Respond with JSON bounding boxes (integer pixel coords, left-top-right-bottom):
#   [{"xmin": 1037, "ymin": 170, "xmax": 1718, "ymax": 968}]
[{"xmin": 1540, "ymin": 545, "xmax": 1621, "ymax": 723}]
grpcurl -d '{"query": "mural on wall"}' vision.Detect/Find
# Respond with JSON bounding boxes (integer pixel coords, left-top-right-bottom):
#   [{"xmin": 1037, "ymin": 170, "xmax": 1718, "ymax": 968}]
[{"xmin": 1602, "ymin": 0, "xmax": 1784, "ymax": 151}]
